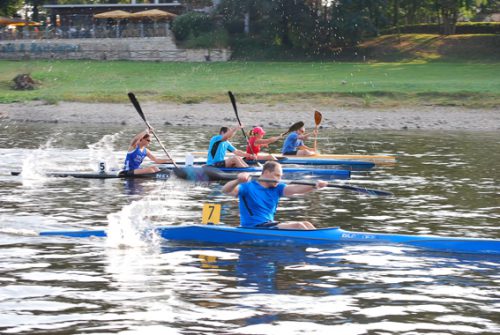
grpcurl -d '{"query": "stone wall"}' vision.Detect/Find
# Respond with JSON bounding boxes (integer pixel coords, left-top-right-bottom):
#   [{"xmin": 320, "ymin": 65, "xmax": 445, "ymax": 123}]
[{"xmin": 0, "ymin": 36, "xmax": 231, "ymax": 62}]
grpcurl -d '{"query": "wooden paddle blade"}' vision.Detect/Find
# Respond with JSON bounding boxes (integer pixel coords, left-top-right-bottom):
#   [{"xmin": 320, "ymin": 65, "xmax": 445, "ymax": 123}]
[
  {"xmin": 127, "ymin": 92, "xmax": 147, "ymax": 123},
  {"xmin": 314, "ymin": 110, "xmax": 322, "ymax": 126}
]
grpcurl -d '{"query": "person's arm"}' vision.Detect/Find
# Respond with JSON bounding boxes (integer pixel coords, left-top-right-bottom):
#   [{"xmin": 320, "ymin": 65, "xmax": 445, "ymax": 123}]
[
  {"xmin": 222, "ymin": 173, "xmax": 250, "ymax": 196},
  {"xmin": 254, "ymin": 135, "xmax": 283, "ymax": 146},
  {"xmin": 128, "ymin": 129, "xmax": 149, "ymax": 151},
  {"xmin": 283, "ymin": 180, "xmax": 328, "ymax": 197},
  {"xmin": 221, "ymin": 125, "xmax": 243, "ymax": 141},
  {"xmin": 146, "ymin": 150, "xmax": 173, "ymax": 164},
  {"xmin": 233, "ymin": 149, "xmax": 255, "ymax": 160}
]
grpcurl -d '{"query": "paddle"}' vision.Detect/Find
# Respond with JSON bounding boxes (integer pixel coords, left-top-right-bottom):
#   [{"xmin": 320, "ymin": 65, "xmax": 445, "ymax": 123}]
[
  {"xmin": 313, "ymin": 110, "xmax": 322, "ymax": 152},
  {"xmin": 127, "ymin": 92, "xmax": 178, "ymax": 169},
  {"xmin": 228, "ymin": 91, "xmax": 261, "ymax": 166},
  {"xmin": 258, "ymin": 177, "xmax": 393, "ymax": 197},
  {"xmin": 281, "ymin": 121, "xmax": 304, "ymax": 138}
]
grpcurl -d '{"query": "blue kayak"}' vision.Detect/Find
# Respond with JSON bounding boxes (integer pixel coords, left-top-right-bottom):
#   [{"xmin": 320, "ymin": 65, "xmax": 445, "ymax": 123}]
[
  {"xmin": 167, "ymin": 165, "xmax": 351, "ymax": 181},
  {"xmin": 187, "ymin": 158, "xmax": 375, "ymax": 170},
  {"xmin": 39, "ymin": 225, "xmax": 500, "ymax": 255}
]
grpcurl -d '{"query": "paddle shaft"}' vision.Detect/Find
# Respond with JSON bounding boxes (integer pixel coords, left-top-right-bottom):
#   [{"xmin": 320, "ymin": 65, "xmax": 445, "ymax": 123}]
[
  {"xmin": 228, "ymin": 91, "xmax": 261, "ymax": 165},
  {"xmin": 128, "ymin": 93, "xmax": 178, "ymax": 168},
  {"xmin": 257, "ymin": 177, "xmax": 392, "ymax": 197}
]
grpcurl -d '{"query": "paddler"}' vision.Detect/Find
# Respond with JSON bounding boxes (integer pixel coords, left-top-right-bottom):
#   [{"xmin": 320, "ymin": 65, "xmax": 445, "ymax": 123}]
[
  {"xmin": 245, "ymin": 126, "xmax": 283, "ymax": 161},
  {"xmin": 281, "ymin": 123, "xmax": 317, "ymax": 156},
  {"xmin": 222, "ymin": 161, "xmax": 327, "ymax": 229},
  {"xmin": 120, "ymin": 128, "xmax": 172, "ymax": 176},
  {"xmin": 207, "ymin": 125, "xmax": 256, "ymax": 168}
]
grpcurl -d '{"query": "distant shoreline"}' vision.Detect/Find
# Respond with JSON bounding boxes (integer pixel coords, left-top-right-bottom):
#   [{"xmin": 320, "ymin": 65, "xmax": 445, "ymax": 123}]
[{"xmin": 2, "ymin": 101, "xmax": 499, "ymax": 132}]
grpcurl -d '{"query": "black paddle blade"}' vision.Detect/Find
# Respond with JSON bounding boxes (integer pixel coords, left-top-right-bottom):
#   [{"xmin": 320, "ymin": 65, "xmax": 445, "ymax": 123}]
[
  {"xmin": 127, "ymin": 92, "xmax": 146, "ymax": 123},
  {"xmin": 281, "ymin": 121, "xmax": 305, "ymax": 137},
  {"xmin": 228, "ymin": 91, "xmax": 241, "ymax": 122}
]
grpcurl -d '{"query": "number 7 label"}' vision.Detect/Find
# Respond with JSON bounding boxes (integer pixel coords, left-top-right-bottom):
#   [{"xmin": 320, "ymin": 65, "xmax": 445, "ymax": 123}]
[{"xmin": 202, "ymin": 203, "xmax": 221, "ymax": 224}]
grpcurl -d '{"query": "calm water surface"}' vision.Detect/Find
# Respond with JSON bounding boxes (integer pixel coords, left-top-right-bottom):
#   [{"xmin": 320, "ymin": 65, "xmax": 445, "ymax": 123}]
[{"xmin": 0, "ymin": 121, "xmax": 499, "ymax": 334}]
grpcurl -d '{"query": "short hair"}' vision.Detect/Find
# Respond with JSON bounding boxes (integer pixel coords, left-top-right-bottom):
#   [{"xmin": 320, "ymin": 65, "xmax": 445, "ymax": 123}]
[
  {"xmin": 220, "ymin": 127, "xmax": 229, "ymax": 134},
  {"xmin": 262, "ymin": 161, "xmax": 280, "ymax": 173}
]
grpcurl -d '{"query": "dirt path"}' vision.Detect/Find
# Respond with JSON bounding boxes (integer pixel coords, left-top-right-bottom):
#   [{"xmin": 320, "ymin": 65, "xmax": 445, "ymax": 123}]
[{"xmin": 1, "ymin": 101, "xmax": 499, "ymax": 131}]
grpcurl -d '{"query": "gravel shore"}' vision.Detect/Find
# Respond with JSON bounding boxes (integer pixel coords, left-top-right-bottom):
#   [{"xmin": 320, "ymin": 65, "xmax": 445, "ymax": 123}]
[{"xmin": 1, "ymin": 101, "xmax": 499, "ymax": 131}]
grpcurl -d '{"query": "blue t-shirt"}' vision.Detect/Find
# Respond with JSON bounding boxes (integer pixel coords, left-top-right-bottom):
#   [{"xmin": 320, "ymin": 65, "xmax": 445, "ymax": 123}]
[
  {"xmin": 238, "ymin": 180, "xmax": 286, "ymax": 227},
  {"xmin": 123, "ymin": 145, "xmax": 147, "ymax": 171},
  {"xmin": 281, "ymin": 132, "xmax": 304, "ymax": 154},
  {"xmin": 207, "ymin": 134, "xmax": 236, "ymax": 165}
]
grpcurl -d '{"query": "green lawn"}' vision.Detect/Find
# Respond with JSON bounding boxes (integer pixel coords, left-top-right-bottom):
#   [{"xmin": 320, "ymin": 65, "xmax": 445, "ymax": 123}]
[{"xmin": 0, "ymin": 60, "xmax": 498, "ymax": 107}]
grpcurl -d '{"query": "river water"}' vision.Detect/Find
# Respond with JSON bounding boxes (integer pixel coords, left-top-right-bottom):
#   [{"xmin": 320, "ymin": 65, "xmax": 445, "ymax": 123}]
[{"xmin": 0, "ymin": 121, "xmax": 499, "ymax": 334}]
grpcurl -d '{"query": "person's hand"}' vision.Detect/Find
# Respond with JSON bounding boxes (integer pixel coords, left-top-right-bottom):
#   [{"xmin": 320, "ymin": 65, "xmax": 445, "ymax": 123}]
[
  {"xmin": 237, "ymin": 172, "xmax": 251, "ymax": 183},
  {"xmin": 247, "ymin": 153, "xmax": 256, "ymax": 160},
  {"xmin": 315, "ymin": 180, "xmax": 328, "ymax": 189}
]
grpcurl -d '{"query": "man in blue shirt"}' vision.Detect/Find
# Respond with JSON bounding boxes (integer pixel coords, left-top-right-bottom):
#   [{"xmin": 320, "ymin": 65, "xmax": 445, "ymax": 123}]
[
  {"xmin": 207, "ymin": 126, "xmax": 255, "ymax": 167},
  {"xmin": 222, "ymin": 161, "xmax": 327, "ymax": 229},
  {"xmin": 281, "ymin": 124, "xmax": 316, "ymax": 156}
]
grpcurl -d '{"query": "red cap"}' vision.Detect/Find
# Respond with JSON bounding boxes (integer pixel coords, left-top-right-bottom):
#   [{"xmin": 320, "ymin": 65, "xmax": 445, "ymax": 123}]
[{"xmin": 252, "ymin": 127, "xmax": 265, "ymax": 135}]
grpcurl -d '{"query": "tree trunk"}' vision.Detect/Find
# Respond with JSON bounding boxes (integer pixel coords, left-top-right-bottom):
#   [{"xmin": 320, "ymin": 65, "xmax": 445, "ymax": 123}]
[
  {"xmin": 440, "ymin": 7, "xmax": 457, "ymax": 34},
  {"xmin": 244, "ymin": 12, "xmax": 250, "ymax": 34},
  {"xmin": 439, "ymin": 0, "xmax": 458, "ymax": 35}
]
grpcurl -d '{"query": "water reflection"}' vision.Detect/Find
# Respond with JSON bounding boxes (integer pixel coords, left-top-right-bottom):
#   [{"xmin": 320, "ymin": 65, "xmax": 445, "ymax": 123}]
[{"xmin": 0, "ymin": 121, "xmax": 499, "ymax": 334}]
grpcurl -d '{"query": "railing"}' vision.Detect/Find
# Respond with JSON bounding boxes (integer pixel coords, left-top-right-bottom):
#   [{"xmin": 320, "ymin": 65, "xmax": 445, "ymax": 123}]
[{"xmin": 0, "ymin": 22, "xmax": 172, "ymax": 40}]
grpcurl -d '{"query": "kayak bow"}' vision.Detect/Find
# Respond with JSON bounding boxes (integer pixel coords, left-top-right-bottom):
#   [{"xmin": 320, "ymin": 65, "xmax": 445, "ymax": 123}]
[
  {"xmin": 39, "ymin": 225, "xmax": 500, "ymax": 255},
  {"xmin": 10, "ymin": 169, "xmax": 171, "ymax": 180}
]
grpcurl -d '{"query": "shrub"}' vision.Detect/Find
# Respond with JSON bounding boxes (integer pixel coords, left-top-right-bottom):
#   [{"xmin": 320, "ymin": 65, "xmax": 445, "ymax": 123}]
[
  {"xmin": 171, "ymin": 12, "xmax": 215, "ymax": 41},
  {"xmin": 381, "ymin": 22, "xmax": 500, "ymax": 35}
]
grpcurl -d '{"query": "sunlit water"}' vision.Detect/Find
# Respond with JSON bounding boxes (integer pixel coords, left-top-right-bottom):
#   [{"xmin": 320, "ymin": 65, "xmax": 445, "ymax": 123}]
[{"xmin": 0, "ymin": 121, "xmax": 499, "ymax": 334}]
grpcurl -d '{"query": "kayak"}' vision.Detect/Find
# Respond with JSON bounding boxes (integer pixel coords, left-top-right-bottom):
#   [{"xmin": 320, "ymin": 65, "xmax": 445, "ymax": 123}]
[
  {"xmin": 10, "ymin": 169, "xmax": 171, "ymax": 180},
  {"xmin": 164, "ymin": 165, "xmax": 351, "ymax": 181},
  {"xmin": 190, "ymin": 152, "xmax": 395, "ymax": 166},
  {"xmin": 275, "ymin": 153, "xmax": 396, "ymax": 165},
  {"xmin": 11, "ymin": 166, "xmax": 350, "ymax": 182},
  {"xmin": 185, "ymin": 158, "xmax": 374, "ymax": 170},
  {"xmin": 39, "ymin": 224, "xmax": 500, "ymax": 255}
]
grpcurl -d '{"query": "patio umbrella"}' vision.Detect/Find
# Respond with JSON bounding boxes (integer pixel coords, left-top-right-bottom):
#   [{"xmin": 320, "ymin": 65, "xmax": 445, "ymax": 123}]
[
  {"xmin": 7, "ymin": 21, "xmax": 41, "ymax": 27},
  {"xmin": 129, "ymin": 9, "xmax": 177, "ymax": 20},
  {"xmin": 93, "ymin": 10, "xmax": 131, "ymax": 20},
  {"xmin": 130, "ymin": 9, "xmax": 176, "ymax": 37},
  {"xmin": 0, "ymin": 16, "xmax": 25, "ymax": 25},
  {"xmin": 94, "ymin": 10, "xmax": 131, "ymax": 38}
]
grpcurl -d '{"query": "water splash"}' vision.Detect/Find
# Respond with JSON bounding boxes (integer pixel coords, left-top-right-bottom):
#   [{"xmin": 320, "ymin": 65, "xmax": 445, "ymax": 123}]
[
  {"xmin": 105, "ymin": 200, "xmax": 170, "ymax": 250},
  {"xmin": 87, "ymin": 132, "xmax": 123, "ymax": 172},
  {"xmin": 20, "ymin": 138, "xmax": 59, "ymax": 182}
]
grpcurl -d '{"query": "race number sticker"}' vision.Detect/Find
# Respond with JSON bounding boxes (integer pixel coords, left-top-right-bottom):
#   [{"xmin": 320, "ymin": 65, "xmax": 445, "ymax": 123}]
[{"xmin": 202, "ymin": 203, "xmax": 221, "ymax": 224}]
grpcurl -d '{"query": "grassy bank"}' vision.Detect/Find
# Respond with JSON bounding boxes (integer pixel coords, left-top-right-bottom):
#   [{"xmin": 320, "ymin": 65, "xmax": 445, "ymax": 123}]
[{"xmin": 0, "ymin": 59, "xmax": 498, "ymax": 108}]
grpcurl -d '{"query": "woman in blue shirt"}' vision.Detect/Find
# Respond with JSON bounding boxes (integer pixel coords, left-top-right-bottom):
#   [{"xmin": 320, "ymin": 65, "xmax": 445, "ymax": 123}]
[
  {"xmin": 121, "ymin": 129, "xmax": 172, "ymax": 176},
  {"xmin": 222, "ymin": 161, "xmax": 327, "ymax": 229},
  {"xmin": 281, "ymin": 125, "xmax": 316, "ymax": 156}
]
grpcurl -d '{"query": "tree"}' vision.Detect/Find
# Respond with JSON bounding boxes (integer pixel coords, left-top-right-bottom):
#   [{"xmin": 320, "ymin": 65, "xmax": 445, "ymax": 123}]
[
  {"xmin": 0, "ymin": 0, "xmax": 24, "ymax": 17},
  {"xmin": 436, "ymin": 0, "xmax": 488, "ymax": 34}
]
